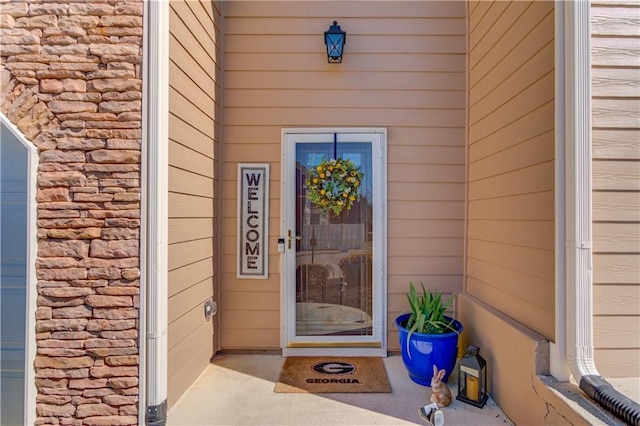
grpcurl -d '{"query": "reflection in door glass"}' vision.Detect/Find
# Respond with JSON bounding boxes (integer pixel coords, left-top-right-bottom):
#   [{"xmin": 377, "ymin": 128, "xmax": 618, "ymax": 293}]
[{"xmin": 295, "ymin": 142, "xmax": 373, "ymax": 336}]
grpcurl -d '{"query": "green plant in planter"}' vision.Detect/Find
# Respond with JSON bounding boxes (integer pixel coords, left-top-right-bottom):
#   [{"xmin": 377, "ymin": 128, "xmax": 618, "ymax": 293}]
[
  {"xmin": 405, "ymin": 281, "xmax": 457, "ymax": 338},
  {"xmin": 396, "ymin": 282, "xmax": 462, "ymax": 386}
]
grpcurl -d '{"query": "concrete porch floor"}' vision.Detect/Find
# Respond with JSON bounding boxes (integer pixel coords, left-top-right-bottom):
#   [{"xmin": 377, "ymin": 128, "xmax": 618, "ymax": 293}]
[{"xmin": 167, "ymin": 354, "xmax": 515, "ymax": 425}]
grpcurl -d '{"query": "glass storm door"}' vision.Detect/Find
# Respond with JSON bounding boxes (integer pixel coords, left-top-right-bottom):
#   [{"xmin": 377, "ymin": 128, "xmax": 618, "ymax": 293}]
[{"xmin": 282, "ymin": 130, "xmax": 386, "ymax": 356}]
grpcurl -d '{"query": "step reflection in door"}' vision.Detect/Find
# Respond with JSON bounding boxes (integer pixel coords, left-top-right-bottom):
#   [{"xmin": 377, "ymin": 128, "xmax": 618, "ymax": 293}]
[{"xmin": 295, "ymin": 232, "xmax": 373, "ymax": 337}]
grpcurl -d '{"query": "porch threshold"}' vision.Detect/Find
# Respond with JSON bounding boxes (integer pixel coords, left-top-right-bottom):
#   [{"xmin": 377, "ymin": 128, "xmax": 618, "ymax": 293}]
[{"xmin": 167, "ymin": 353, "xmax": 514, "ymax": 425}]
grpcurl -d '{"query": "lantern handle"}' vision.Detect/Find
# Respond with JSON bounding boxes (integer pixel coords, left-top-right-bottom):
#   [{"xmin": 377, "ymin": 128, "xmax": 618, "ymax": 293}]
[{"xmin": 465, "ymin": 345, "xmax": 480, "ymax": 355}]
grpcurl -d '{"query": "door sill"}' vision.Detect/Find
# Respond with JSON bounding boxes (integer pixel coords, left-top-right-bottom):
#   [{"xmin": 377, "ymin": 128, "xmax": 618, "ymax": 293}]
[
  {"xmin": 282, "ymin": 347, "xmax": 387, "ymax": 357},
  {"xmin": 287, "ymin": 341, "xmax": 381, "ymax": 348}
]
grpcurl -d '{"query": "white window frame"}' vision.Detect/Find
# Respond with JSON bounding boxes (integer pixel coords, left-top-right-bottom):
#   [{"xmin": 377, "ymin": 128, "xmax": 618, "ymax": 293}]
[{"xmin": 0, "ymin": 112, "xmax": 38, "ymax": 426}]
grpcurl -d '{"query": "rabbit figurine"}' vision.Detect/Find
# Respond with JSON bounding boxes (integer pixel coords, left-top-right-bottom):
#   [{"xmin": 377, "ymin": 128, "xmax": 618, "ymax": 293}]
[{"xmin": 430, "ymin": 365, "xmax": 452, "ymax": 407}]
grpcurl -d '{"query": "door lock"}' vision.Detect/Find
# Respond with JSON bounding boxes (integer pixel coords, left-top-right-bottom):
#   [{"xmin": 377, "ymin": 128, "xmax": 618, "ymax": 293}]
[{"xmin": 287, "ymin": 229, "xmax": 301, "ymax": 249}]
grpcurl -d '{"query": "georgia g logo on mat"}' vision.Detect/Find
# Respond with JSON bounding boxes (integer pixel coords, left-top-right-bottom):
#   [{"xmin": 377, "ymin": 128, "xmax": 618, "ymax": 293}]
[{"xmin": 311, "ymin": 361, "xmax": 357, "ymax": 375}]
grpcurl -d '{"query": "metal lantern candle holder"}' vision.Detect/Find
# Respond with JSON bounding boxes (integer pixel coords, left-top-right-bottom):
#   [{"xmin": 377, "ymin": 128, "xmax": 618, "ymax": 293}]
[
  {"xmin": 456, "ymin": 345, "xmax": 488, "ymax": 408},
  {"xmin": 324, "ymin": 21, "xmax": 346, "ymax": 63}
]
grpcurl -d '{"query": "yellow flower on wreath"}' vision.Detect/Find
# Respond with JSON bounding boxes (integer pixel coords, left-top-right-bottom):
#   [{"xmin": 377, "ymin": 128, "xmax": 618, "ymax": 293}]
[{"xmin": 304, "ymin": 157, "xmax": 365, "ymax": 216}]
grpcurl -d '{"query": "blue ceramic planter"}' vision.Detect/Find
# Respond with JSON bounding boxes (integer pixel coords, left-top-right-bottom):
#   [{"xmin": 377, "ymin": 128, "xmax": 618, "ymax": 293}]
[{"xmin": 395, "ymin": 312, "xmax": 463, "ymax": 386}]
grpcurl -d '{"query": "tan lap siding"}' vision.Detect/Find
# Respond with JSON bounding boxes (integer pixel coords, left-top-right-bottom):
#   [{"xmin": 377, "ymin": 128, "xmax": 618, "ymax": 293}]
[
  {"xmin": 467, "ymin": 1, "xmax": 556, "ymax": 339},
  {"xmin": 591, "ymin": 1, "xmax": 640, "ymax": 377},
  {"xmin": 222, "ymin": 1, "xmax": 467, "ymax": 350},
  {"xmin": 167, "ymin": 0, "xmax": 221, "ymax": 407}
]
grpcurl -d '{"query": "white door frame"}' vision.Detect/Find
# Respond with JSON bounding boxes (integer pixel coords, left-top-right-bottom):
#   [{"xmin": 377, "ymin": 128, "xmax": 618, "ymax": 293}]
[
  {"xmin": 280, "ymin": 128, "xmax": 387, "ymax": 357},
  {"xmin": 0, "ymin": 113, "xmax": 38, "ymax": 426}
]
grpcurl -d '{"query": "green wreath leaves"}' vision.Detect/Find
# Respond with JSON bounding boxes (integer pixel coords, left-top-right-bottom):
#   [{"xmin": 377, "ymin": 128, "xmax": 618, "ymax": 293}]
[{"xmin": 304, "ymin": 157, "xmax": 364, "ymax": 216}]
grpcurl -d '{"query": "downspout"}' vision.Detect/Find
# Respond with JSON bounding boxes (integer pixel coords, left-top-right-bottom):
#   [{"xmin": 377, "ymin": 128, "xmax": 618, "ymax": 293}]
[
  {"xmin": 562, "ymin": 2, "xmax": 640, "ymax": 424},
  {"xmin": 141, "ymin": 0, "xmax": 169, "ymax": 424},
  {"xmin": 563, "ymin": 0, "xmax": 600, "ymax": 383}
]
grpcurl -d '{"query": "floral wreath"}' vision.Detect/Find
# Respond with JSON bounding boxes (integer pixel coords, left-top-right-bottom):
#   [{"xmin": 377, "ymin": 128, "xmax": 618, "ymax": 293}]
[{"xmin": 304, "ymin": 157, "xmax": 364, "ymax": 216}]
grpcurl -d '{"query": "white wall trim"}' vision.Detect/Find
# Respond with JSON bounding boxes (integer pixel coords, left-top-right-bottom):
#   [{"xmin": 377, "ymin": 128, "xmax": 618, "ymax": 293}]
[
  {"xmin": 140, "ymin": 0, "xmax": 170, "ymax": 422},
  {"xmin": 0, "ymin": 112, "xmax": 38, "ymax": 426},
  {"xmin": 463, "ymin": 0, "xmax": 471, "ymax": 298},
  {"xmin": 562, "ymin": 0, "xmax": 599, "ymax": 382},
  {"xmin": 551, "ymin": 0, "xmax": 570, "ymax": 381}
]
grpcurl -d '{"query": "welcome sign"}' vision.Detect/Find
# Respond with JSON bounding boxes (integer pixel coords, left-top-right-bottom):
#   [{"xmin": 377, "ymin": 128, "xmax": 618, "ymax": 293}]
[{"xmin": 237, "ymin": 164, "xmax": 269, "ymax": 279}]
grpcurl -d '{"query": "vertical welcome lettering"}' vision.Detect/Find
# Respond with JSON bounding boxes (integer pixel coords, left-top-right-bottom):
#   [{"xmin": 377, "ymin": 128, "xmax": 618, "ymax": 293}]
[{"xmin": 237, "ymin": 164, "xmax": 269, "ymax": 279}]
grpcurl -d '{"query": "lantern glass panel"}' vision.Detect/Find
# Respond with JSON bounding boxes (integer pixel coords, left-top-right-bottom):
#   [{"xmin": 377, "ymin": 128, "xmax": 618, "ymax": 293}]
[{"xmin": 325, "ymin": 33, "xmax": 345, "ymax": 62}]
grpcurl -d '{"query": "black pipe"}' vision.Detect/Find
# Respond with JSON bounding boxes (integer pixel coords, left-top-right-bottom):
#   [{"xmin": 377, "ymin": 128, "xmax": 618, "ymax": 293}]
[{"xmin": 580, "ymin": 375, "xmax": 640, "ymax": 426}]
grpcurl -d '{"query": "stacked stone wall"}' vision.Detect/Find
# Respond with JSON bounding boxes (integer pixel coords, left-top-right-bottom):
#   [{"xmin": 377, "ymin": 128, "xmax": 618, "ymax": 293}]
[{"xmin": 0, "ymin": 1, "xmax": 143, "ymax": 424}]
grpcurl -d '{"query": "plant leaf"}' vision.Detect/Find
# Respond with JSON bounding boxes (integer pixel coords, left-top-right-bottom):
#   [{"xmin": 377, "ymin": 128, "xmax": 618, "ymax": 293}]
[{"xmin": 403, "ymin": 282, "xmax": 457, "ymax": 334}]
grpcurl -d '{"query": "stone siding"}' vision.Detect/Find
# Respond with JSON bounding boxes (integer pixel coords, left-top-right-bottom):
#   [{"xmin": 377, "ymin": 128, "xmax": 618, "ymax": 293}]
[{"xmin": 0, "ymin": 1, "xmax": 143, "ymax": 424}]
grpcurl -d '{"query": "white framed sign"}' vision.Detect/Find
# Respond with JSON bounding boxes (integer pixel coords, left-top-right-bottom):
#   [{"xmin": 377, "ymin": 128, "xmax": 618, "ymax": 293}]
[{"xmin": 237, "ymin": 163, "xmax": 269, "ymax": 279}]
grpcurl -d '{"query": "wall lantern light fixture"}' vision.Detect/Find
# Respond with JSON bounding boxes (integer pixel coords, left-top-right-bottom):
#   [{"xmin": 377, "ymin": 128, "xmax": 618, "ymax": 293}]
[
  {"xmin": 456, "ymin": 345, "xmax": 489, "ymax": 408},
  {"xmin": 324, "ymin": 20, "xmax": 346, "ymax": 63}
]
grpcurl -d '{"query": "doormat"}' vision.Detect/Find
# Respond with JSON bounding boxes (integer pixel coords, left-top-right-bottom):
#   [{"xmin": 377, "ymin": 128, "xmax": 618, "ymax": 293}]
[{"xmin": 274, "ymin": 357, "xmax": 391, "ymax": 393}]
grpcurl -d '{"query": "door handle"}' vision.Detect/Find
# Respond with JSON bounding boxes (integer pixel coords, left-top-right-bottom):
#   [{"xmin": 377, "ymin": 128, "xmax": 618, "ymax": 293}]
[{"xmin": 287, "ymin": 229, "xmax": 301, "ymax": 249}]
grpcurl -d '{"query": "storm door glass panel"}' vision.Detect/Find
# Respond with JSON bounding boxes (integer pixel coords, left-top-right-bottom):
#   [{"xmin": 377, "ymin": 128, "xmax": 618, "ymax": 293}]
[{"xmin": 295, "ymin": 142, "xmax": 373, "ymax": 336}]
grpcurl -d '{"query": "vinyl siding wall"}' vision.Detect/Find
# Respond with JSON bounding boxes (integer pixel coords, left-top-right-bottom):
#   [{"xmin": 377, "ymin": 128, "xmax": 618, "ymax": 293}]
[
  {"xmin": 466, "ymin": 1, "xmax": 556, "ymax": 339},
  {"xmin": 221, "ymin": 1, "xmax": 467, "ymax": 350},
  {"xmin": 167, "ymin": 0, "xmax": 221, "ymax": 407},
  {"xmin": 591, "ymin": 0, "xmax": 640, "ymax": 377}
]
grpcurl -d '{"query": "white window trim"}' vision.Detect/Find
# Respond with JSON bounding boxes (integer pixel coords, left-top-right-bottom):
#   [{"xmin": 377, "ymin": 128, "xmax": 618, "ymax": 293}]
[{"xmin": 0, "ymin": 112, "xmax": 38, "ymax": 426}]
